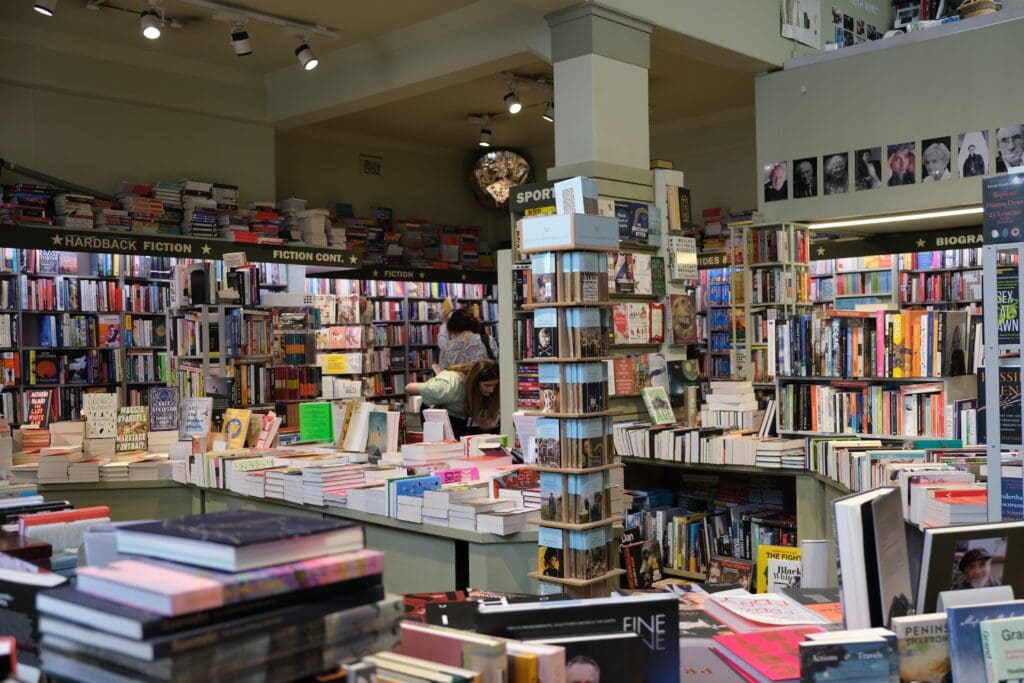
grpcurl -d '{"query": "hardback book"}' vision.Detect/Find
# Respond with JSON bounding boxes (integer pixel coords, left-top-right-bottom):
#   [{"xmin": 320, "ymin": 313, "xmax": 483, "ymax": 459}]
[
  {"xmin": 611, "ymin": 252, "xmax": 636, "ymax": 294},
  {"xmin": 538, "ymin": 526, "xmax": 564, "ymax": 579},
  {"xmin": 623, "ymin": 540, "xmax": 664, "ymax": 589},
  {"xmin": 651, "ymin": 256, "xmax": 667, "ymax": 299},
  {"xmin": 180, "ymin": 397, "xmax": 213, "ymax": 440},
  {"xmin": 891, "ymin": 612, "xmax": 949, "ymax": 683},
  {"xmin": 115, "ymin": 510, "xmax": 364, "ymax": 572},
  {"xmin": 705, "ymin": 592, "xmax": 830, "ymax": 634},
  {"xmin": 947, "ymin": 599, "xmax": 1024, "ymax": 683},
  {"xmin": 532, "ymin": 308, "xmax": 559, "ymax": 358},
  {"xmin": 670, "ymin": 294, "xmax": 698, "ymax": 346},
  {"xmin": 395, "ymin": 620, "xmax": 509, "ymax": 683},
  {"xmin": 147, "ymin": 387, "xmax": 179, "ymax": 432},
  {"xmin": 74, "ymin": 549, "xmax": 384, "ymax": 617},
  {"xmin": 539, "ymin": 471, "xmax": 563, "ymax": 523},
  {"xmin": 798, "ymin": 631, "xmax": 899, "ymax": 682},
  {"xmin": 535, "ymin": 631, "xmax": 646, "ymax": 683},
  {"xmin": 477, "ymin": 593, "xmax": 679, "ymax": 683},
  {"xmin": 916, "ymin": 521, "xmax": 1024, "ymax": 614},
  {"xmin": 707, "ymin": 556, "xmax": 753, "ymax": 589},
  {"xmin": 979, "ymin": 614, "xmax": 1024, "ymax": 682},
  {"xmin": 642, "ymin": 387, "xmax": 675, "ymax": 425},
  {"xmin": 713, "ymin": 626, "xmax": 824, "ymax": 682},
  {"xmin": 115, "ymin": 406, "xmax": 148, "ymax": 454},
  {"xmin": 221, "ymin": 408, "xmax": 251, "ymax": 449},
  {"xmin": 82, "ymin": 393, "xmax": 117, "ymax": 438},
  {"xmin": 254, "ymin": 413, "xmax": 281, "ymax": 449},
  {"xmin": 97, "ymin": 314, "xmax": 122, "ymax": 348},
  {"xmin": 757, "ymin": 545, "xmax": 801, "ymax": 594},
  {"xmin": 833, "ymin": 487, "xmax": 914, "ymax": 629},
  {"xmin": 778, "ymin": 587, "xmax": 842, "ymax": 625}
]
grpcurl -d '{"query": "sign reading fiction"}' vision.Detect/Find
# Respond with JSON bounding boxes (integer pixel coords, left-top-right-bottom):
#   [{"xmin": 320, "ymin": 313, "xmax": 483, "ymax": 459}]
[
  {"xmin": 326, "ymin": 266, "xmax": 497, "ymax": 285},
  {"xmin": 984, "ymin": 175, "xmax": 1024, "ymax": 245},
  {"xmin": 10, "ymin": 225, "xmax": 361, "ymax": 268}
]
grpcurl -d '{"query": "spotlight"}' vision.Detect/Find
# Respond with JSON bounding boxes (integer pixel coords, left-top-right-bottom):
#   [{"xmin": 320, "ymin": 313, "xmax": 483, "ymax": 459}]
[
  {"xmin": 33, "ymin": 0, "xmax": 56, "ymax": 16},
  {"xmin": 295, "ymin": 41, "xmax": 318, "ymax": 71},
  {"xmin": 140, "ymin": 10, "xmax": 162, "ymax": 40},
  {"xmin": 542, "ymin": 101, "xmax": 554, "ymax": 123},
  {"xmin": 230, "ymin": 23, "xmax": 251, "ymax": 56},
  {"xmin": 504, "ymin": 90, "xmax": 522, "ymax": 115},
  {"xmin": 478, "ymin": 127, "xmax": 492, "ymax": 148}
]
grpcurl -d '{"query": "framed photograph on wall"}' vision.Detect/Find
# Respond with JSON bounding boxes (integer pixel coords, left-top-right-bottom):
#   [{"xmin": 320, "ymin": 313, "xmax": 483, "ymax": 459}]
[
  {"xmin": 958, "ymin": 131, "xmax": 989, "ymax": 178},
  {"xmin": 792, "ymin": 157, "xmax": 818, "ymax": 198},
  {"xmin": 822, "ymin": 152, "xmax": 849, "ymax": 195},
  {"xmin": 886, "ymin": 142, "xmax": 916, "ymax": 186},
  {"xmin": 995, "ymin": 125, "xmax": 1024, "ymax": 172},
  {"xmin": 763, "ymin": 161, "xmax": 789, "ymax": 202},
  {"xmin": 921, "ymin": 137, "xmax": 952, "ymax": 183},
  {"xmin": 855, "ymin": 147, "xmax": 883, "ymax": 191}
]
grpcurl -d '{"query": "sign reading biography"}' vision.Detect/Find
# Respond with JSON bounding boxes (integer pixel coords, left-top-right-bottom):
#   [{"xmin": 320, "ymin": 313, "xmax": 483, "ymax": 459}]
[{"xmin": 984, "ymin": 174, "xmax": 1024, "ymax": 245}]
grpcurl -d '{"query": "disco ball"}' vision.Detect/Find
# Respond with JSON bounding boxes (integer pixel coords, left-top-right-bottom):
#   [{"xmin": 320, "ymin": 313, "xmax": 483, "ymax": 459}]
[{"xmin": 470, "ymin": 149, "xmax": 532, "ymax": 210}]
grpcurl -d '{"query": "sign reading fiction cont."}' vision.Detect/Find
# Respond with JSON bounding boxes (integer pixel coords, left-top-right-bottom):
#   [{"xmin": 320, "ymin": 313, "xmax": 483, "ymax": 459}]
[{"xmin": 984, "ymin": 175, "xmax": 1024, "ymax": 245}]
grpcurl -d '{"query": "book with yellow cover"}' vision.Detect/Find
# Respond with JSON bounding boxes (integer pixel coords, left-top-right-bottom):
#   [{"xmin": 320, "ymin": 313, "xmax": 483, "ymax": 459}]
[
  {"xmin": 222, "ymin": 408, "xmax": 251, "ymax": 449},
  {"xmin": 756, "ymin": 544, "xmax": 801, "ymax": 594}
]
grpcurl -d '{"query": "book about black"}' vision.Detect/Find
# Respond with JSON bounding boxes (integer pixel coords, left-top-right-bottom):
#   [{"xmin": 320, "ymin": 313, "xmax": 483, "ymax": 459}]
[
  {"xmin": 476, "ymin": 593, "xmax": 678, "ymax": 683},
  {"xmin": 115, "ymin": 510, "xmax": 363, "ymax": 571},
  {"xmin": 39, "ymin": 583, "xmax": 384, "ymax": 661},
  {"xmin": 37, "ymin": 573, "xmax": 382, "ymax": 640}
]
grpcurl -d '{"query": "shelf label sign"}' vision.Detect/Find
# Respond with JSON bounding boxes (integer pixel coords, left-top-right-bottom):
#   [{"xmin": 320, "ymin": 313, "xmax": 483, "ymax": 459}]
[{"xmin": 984, "ymin": 174, "xmax": 1024, "ymax": 245}]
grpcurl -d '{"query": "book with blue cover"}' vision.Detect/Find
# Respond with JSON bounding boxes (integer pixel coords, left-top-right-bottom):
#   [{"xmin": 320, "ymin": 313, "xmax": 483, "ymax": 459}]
[
  {"xmin": 947, "ymin": 599, "xmax": 1024, "ymax": 682},
  {"xmin": 387, "ymin": 475, "xmax": 441, "ymax": 517},
  {"xmin": 147, "ymin": 386, "xmax": 179, "ymax": 432},
  {"xmin": 798, "ymin": 635, "xmax": 898, "ymax": 682}
]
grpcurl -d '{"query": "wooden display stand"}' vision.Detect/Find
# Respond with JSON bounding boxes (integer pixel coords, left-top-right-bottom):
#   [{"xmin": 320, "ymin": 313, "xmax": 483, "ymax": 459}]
[{"xmin": 519, "ymin": 190, "xmax": 624, "ymax": 597}]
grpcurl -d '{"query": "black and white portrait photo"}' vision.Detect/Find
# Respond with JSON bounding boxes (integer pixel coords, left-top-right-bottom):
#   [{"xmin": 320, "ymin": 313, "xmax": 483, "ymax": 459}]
[
  {"xmin": 855, "ymin": 147, "xmax": 883, "ymax": 191},
  {"xmin": 921, "ymin": 137, "xmax": 952, "ymax": 183},
  {"xmin": 763, "ymin": 161, "xmax": 788, "ymax": 202},
  {"xmin": 822, "ymin": 153, "xmax": 849, "ymax": 195},
  {"xmin": 995, "ymin": 125, "xmax": 1024, "ymax": 172},
  {"xmin": 958, "ymin": 131, "xmax": 989, "ymax": 178},
  {"xmin": 792, "ymin": 157, "xmax": 817, "ymax": 198},
  {"xmin": 886, "ymin": 142, "xmax": 916, "ymax": 186}
]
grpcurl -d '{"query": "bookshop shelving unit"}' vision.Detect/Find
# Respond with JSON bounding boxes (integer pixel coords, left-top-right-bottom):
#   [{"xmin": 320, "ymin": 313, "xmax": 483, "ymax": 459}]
[
  {"xmin": 0, "ymin": 249, "xmax": 174, "ymax": 424},
  {"xmin": 518, "ymin": 206, "xmax": 625, "ymax": 598},
  {"xmin": 743, "ymin": 222, "xmax": 811, "ymax": 394},
  {"xmin": 696, "ymin": 239, "xmax": 744, "ymax": 382}
]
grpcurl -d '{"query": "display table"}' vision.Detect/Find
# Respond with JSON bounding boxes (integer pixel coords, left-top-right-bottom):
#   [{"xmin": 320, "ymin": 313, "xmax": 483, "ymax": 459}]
[{"xmin": 39, "ymin": 481, "xmax": 538, "ymax": 595}]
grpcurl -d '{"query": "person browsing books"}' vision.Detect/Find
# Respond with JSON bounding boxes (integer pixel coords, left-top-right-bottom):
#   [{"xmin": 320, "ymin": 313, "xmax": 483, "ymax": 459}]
[
  {"xmin": 405, "ymin": 360, "xmax": 499, "ymax": 438},
  {"xmin": 436, "ymin": 307, "xmax": 498, "ymax": 369}
]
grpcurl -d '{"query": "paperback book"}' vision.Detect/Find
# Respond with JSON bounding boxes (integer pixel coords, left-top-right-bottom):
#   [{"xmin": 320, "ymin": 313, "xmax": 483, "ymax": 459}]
[
  {"xmin": 115, "ymin": 406, "xmax": 148, "ymax": 454},
  {"xmin": 147, "ymin": 387, "xmax": 179, "ymax": 432},
  {"xmin": 82, "ymin": 392, "xmax": 117, "ymax": 438}
]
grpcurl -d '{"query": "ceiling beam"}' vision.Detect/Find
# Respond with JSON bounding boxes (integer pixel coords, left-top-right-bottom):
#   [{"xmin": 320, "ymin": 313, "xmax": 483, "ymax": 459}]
[{"xmin": 264, "ymin": 0, "xmax": 551, "ymax": 128}]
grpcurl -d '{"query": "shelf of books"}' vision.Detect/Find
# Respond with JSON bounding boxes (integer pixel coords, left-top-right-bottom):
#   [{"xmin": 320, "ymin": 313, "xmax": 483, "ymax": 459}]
[
  {"xmin": 696, "ymin": 238, "xmax": 744, "ymax": 383},
  {"xmin": 516, "ymin": 178, "xmax": 625, "ymax": 597}
]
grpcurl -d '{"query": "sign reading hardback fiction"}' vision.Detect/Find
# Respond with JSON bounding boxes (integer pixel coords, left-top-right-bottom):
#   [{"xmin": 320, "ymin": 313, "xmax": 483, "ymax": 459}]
[{"xmin": 984, "ymin": 174, "xmax": 1024, "ymax": 245}]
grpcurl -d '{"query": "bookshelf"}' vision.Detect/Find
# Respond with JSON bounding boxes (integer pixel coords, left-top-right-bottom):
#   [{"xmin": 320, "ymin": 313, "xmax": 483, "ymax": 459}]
[{"xmin": 696, "ymin": 241, "xmax": 743, "ymax": 382}]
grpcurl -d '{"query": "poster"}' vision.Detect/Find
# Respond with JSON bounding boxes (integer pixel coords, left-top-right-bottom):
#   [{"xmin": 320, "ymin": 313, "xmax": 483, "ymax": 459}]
[{"xmin": 781, "ymin": 0, "xmax": 820, "ymax": 48}]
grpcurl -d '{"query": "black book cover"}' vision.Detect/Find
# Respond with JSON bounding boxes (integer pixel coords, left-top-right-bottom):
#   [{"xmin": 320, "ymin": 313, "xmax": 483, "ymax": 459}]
[
  {"xmin": 532, "ymin": 324, "xmax": 558, "ymax": 358},
  {"xmin": 540, "ymin": 632, "xmax": 646, "ymax": 683},
  {"xmin": 476, "ymin": 593, "xmax": 678, "ymax": 683},
  {"xmin": 41, "ymin": 583, "xmax": 384, "ymax": 660},
  {"xmin": 117, "ymin": 510, "xmax": 359, "ymax": 548},
  {"xmin": 39, "ymin": 574, "xmax": 382, "ymax": 639}
]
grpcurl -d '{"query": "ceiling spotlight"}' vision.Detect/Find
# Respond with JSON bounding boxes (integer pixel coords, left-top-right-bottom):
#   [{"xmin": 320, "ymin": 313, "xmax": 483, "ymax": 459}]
[
  {"xmin": 295, "ymin": 41, "xmax": 318, "ymax": 71},
  {"xmin": 478, "ymin": 126, "xmax": 492, "ymax": 148},
  {"xmin": 504, "ymin": 90, "xmax": 522, "ymax": 115},
  {"xmin": 542, "ymin": 101, "xmax": 554, "ymax": 123},
  {"xmin": 230, "ymin": 23, "xmax": 251, "ymax": 56},
  {"xmin": 33, "ymin": 0, "xmax": 57, "ymax": 16},
  {"xmin": 140, "ymin": 9, "xmax": 162, "ymax": 39}
]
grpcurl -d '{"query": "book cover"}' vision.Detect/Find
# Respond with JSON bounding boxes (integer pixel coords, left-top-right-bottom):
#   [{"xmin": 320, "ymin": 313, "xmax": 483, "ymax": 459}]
[
  {"xmin": 534, "ymin": 418, "xmax": 562, "ymax": 468},
  {"xmin": 541, "ymin": 631, "xmax": 645, "ymax": 683},
  {"xmin": 147, "ymin": 387, "xmax": 179, "ymax": 432},
  {"xmin": 798, "ymin": 636, "xmax": 898, "ymax": 682},
  {"xmin": 25, "ymin": 390, "xmax": 52, "ymax": 427},
  {"xmin": 707, "ymin": 557, "xmax": 753, "ymax": 589},
  {"xmin": 756, "ymin": 545, "xmax": 801, "ymax": 593},
  {"xmin": 531, "ymin": 253, "xmax": 558, "ymax": 304},
  {"xmin": 623, "ymin": 540, "xmax": 664, "ymax": 589},
  {"xmin": 118, "ymin": 510, "xmax": 357, "ymax": 548},
  {"xmin": 642, "ymin": 387, "xmax": 675, "ymax": 425},
  {"xmin": 116, "ymin": 406, "xmax": 148, "ymax": 453},
  {"xmin": 947, "ymin": 599, "xmax": 1024, "ymax": 682},
  {"xmin": 979, "ymin": 615, "xmax": 1024, "ymax": 682},
  {"xmin": 222, "ymin": 408, "xmax": 251, "ymax": 449},
  {"xmin": 612, "ymin": 253, "xmax": 635, "ymax": 295},
  {"xmin": 31, "ymin": 351, "xmax": 59, "ymax": 385},
  {"xmin": 82, "ymin": 392, "xmax": 117, "ymax": 438},
  {"xmin": 366, "ymin": 411, "xmax": 389, "ymax": 457},
  {"xmin": 670, "ymin": 294, "xmax": 698, "ymax": 346},
  {"xmin": 538, "ymin": 364, "xmax": 561, "ymax": 414},
  {"xmin": 891, "ymin": 612, "xmax": 949, "ymax": 683},
  {"xmin": 567, "ymin": 526, "xmax": 611, "ymax": 580},
  {"xmin": 998, "ymin": 266, "xmax": 1020, "ymax": 346},
  {"xmin": 713, "ymin": 627, "xmax": 822, "ymax": 682},
  {"xmin": 1000, "ymin": 367, "xmax": 1022, "ymax": 446},
  {"xmin": 538, "ymin": 526, "xmax": 564, "ymax": 579},
  {"xmin": 98, "ymin": 314, "xmax": 122, "ymax": 348},
  {"xmin": 180, "ymin": 397, "xmax": 213, "ymax": 439},
  {"xmin": 299, "ymin": 402, "xmax": 333, "ymax": 443},
  {"xmin": 532, "ymin": 308, "xmax": 558, "ymax": 358}
]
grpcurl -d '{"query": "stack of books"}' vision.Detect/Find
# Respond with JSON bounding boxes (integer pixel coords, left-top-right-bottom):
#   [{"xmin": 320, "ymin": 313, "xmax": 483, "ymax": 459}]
[
  {"xmin": 99, "ymin": 460, "xmax": 131, "ymax": 481},
  {"xmin": 150, "ymin": 181, "xmax": 183, "ymax": 234},
  {"xmin": 36, "ymin": 445, "xmax": 85, "ymax": 484},
  {"xmin": 10, "ymin": 184, "xmax": 52, "ymax": 225},
  {"xmin": 182, "ymin": 196, "xmax": 218, "ymax": 237},
  {"xmin": 302, "ymin": 461, "xmax": 367, "ymax": 507},
  {"xmin": 700, "ymin": 381, "xmax": 761, "ymax": 430},
  {"xmin": 37, "ymin": 510, "xmax": 398, "ymax": 682},
  {"xmin": 118, "ymin": 184, "xmax": 164, "ymax": 233},
  {"xmin": 211, "ymin": 183, "xmax": 239, "ymax": 211},
  {"xmin": 93, "ymin": 205, "xmax": 131, "ymax": 231},
  {"xmin": 276, "ymin": 197, "xmax": 307, "ymax": 242},
  {"xmin": 327, "ymin": 216, "xmax": 347, "ymax": 248},
  {"xmin": 297, "ymin": 209, "xmax": 330, "ymax": 247},
  {"xmin": 216, "ymin": 212, "xmax": 252, "ymax": 241},
  {"xmin": 754, "ymin": 439, "xmax": 806, "ymax": 470},
  {"xmin": 53, "ymin": 193, "xmax": 95, "ymax": 229},
  {"xmin": 247, "ymin": 202, "xmax": 285, "ymax": 242}
]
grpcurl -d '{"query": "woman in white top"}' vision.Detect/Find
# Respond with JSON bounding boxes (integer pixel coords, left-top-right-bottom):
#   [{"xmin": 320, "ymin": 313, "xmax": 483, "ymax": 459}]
[
  {"xmin": 405, "ymin": 360, "xmax": 499, "ymax": 438},
  {"xmin": 437, "ymin": 307, "xmax": 498, "ymax": 369}
]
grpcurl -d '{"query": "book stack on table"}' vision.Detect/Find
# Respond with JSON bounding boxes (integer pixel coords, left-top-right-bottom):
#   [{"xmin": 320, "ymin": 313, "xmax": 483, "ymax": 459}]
[{"xmin": 36, "ymin": 509, "xmax": 401, "ymax": 682}]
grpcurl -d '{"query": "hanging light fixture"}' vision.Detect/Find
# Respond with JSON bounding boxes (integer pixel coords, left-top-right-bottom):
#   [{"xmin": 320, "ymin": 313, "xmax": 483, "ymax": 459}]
[
  {"xmin": 295, "ymin": 40, "xmax": 318, "ymax": 71},
  {"xmin": 230, "ymin": 22, "xmax": 251, "ymax": 56},
  {"xmin": 542, "ymin": 100, "xmax": 554, "ymax": 123},
  {"xmin": 33, "ymin": 0, "xmax": 57, "ymax": 17},
  {"xmin": 140, "ymin": 9, "xmax": 162, "ymax": 39}
]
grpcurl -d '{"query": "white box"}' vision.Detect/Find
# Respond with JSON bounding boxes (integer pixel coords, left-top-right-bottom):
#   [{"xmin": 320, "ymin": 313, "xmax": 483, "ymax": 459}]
[
  {"xmin": 553, "ymin": 177, "xmax": 599, "ymax": 216},
  {"xmin": 518, "ymin": 213, "xmax": 619, "ymax": 253}
]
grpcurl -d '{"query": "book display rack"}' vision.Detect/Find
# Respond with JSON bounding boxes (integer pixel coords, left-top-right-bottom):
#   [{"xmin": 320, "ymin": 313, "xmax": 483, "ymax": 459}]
[{"xmin": 517, "ymin": 179, "xmax": 625, "ymax": 598}]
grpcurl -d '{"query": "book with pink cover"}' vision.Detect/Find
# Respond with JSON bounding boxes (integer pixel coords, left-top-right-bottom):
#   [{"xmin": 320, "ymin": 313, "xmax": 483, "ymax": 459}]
[
  {"xmin": 712, "ymin": 626, "xmax": 824, "ymax": 682},
  {"xmin": 396, "ymin": 621, "xmax": 508, "ymax": 683},
  {"xmin": 75, "ymin": 548, "xmax": 384, "ymax": 616}
]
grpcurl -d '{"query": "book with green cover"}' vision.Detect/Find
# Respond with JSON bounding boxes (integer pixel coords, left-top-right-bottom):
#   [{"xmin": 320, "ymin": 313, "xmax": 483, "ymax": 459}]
[
  {"xmin": 641, "ymin": 386, "xmax": 674, "ymax": 425},
  {"xmin": 980, "ymin": 614, "xmax": 1024, "ymax": 682},
  {"xmin": 298, "ymin": 402, "xmax": 333, "ymax": 443}
]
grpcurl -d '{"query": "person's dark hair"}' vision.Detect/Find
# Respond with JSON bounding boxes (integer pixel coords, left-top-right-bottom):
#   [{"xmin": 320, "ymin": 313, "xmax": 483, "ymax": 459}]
[
  {"xmin": 447, "ymin": 307, "xmax": 481, "ymax": 334},
  {"xmin": 567, "ymin": 655, "xmax": 600, "ymax": 672},
  {"xmin": 447, "ymin": 360, "xmax": 499, "ymax": 425},
  {"xmin": 544, "ymin": 547, "xmax": 559, "ymax": 565}
]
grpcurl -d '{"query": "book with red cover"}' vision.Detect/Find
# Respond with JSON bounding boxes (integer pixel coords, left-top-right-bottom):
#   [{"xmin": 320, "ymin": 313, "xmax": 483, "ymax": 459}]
[
  {"xmin": 712, "ymin": 626, "xmax": 824, "ymax": 682},
  {"xmin": 19, "ymin": 506, "xmax": 110, "ymax": 534}
]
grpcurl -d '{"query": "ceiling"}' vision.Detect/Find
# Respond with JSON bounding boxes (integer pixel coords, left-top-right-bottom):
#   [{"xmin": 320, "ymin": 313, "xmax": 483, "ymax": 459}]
[
  {"xmin": 314, "ymin": 46, "xmax": 754, "ymax": 151},
  {"xmin": 0, "ymin": 0, "xmax": 481, "ymax": 72}
]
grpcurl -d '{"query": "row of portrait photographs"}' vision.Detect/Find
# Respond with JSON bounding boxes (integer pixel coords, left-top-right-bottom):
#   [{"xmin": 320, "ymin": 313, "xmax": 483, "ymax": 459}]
[
  {"xmin": 830, "ymin": 6, "xmax": 883, "ymax": 47},
  {"xmin": 762, "ymin": 125, "xmax": 1024, "ymax": 203}
]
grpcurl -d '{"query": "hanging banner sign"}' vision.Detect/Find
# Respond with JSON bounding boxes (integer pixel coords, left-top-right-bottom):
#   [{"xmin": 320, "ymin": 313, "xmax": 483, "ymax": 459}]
[
  {"xmin": 321, "ymin": 265, "xmax": 497, "ymax": 285},
  {"xmin": 809, "ymin": 225, "xmax": 983, "ymax": 260},
  {"xmin": 983, "ymin": 174, "xmax": 1024, "ymax": 245}
]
